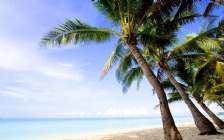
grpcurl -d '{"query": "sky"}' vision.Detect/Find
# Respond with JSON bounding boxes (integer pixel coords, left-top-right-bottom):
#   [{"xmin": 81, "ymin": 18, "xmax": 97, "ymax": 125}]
[{"xmin": 0, "ymin": 0, "xmax": 223, "ymax": 118}]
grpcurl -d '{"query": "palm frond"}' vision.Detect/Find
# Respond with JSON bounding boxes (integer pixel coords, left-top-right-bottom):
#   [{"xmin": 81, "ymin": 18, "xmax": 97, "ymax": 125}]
[
  {"xmin": 134, "ymin": 0, "xmax": 194, "ymax": 33},
  {"xmin": 167, "ymin": 92, "xmax": 184, "ymax": 104},
  {"xmin": 161, "ymin": 79, "xmax": 177, "ymax": 92},
  {"xmin": 206, "ymin": 83, "xmax": 224, "ymax": 94},
  {"xmin": 171, "ymin": 59, "xmax": 195, "ymax": 86},
  {"xmin": 173, "ymin": 0, "xmax": 194, "ymax": 19},
  {"xmin": 41, "ymin": 19, "xmax": 121, "ymax": 47},
  {"xmin": 139, "ymin": 31, "xmax": 175, "ymax": 48},
  {"xmin": 116, "ymin": 52, "xmax": 135, "ymax": 82},
  {"xmin": 136, "ymin": 69, "xmax": 144, "ymax": 90},
  {"xmin": 168, "ymin": 26, "xmax": 223, "ymax": 58},
  {"xmin": 191, "ymin": 80, "xmax": 206, "ymax": 99},
  {"xmin": 159, "ymin": 12, "xmax": 200, "ymax": 34},
  {"xmin": 195, "ymin": 57, "xmax": 224, "ymax": 83},
  {"xmin": 101, "ymin": 39, "xmax": 125, "ymax": 79},
  {"xmin": 173, "ymin": 53, "xmax": 208, "ymax": 61},
  {"xmin": 201, "ymin": 18, "xmax": 217, "ymax": 32},
  {"xmin": 198, "ymin": 38, "xmax": 222, "ymax": 52},
  {"xmin": 94, "ymin": 0, "xmax": 125, "ymax": 25},
  {"xmin": 121, "ymin": 67, "xmax": 143, "ymax": 93},
  {"xmin": 161, "ymin": 77, "xmax": 189, "ymax": 96},
  {"xmin": 132, "ymin": 0, "xmax": 154, "ymax": 28}
]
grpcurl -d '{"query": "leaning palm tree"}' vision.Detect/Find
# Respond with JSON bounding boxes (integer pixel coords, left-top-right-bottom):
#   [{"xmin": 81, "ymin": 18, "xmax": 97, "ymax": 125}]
[
  {"xmin": 41, "ymin": 0, "xmax": 188, "ymax": 139},
  {"xmin": 103, "ymin": 13, "xmax": 222, "ymax": 134},
  {"xmin": 157, "ymin": 18, "xmax": 224, "ymax": 133},
  {"xmin": 163, "ymin": 20, "xmax": 224, "ymax": 129},
  {"xmin": 200, "ymin": 19, "xmax": 224, "ymax": 107},
  {"xmin": 146, "ymin": 43, "xmax": 219, "ymax": 134},
  {"xmin": 165, "ymin": 56, "xmax": 224, "ymax": 129}
]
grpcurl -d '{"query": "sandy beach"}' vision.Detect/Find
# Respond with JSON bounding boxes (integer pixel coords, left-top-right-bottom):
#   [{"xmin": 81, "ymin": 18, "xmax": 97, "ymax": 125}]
[{"xmin": 40, "ymin": 121, "xmax": 224, "ymax": 140}]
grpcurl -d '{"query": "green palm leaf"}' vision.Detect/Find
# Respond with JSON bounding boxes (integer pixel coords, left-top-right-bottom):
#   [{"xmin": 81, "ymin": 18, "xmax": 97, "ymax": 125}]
[
  {"xmin": 116, "ymin": 52, "xmax": 134, "ymax": 79},
  {"xmin": 101, "ymin": 39, "xmax": 125, "ymax": 79},
  {"xmin": 206, "ymin": 83, "xmax": 224, "ymax": 94},
  {"xmin": 41, "ymin": 19, "xmax": 122, "ymax": 47},
  {"xmin": 168, "ymin": 27, "xmax": 223, "ymax": 59},
  {"xmin": 121, "ymin": 67, "xmax": 143, "ymax": 93},
  {"xmin": 167, "ymin": 92, "xmax": 185, "ymax": 103},
  {"xmin": 195, "ymin": 57, "xmax": 224, "ymax": 83}
]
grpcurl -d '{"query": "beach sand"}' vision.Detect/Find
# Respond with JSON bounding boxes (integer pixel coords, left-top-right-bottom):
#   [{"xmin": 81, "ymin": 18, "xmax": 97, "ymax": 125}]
[{"xmin": 41, "ymin": 121, "xmax": 224, "ymax": 140}]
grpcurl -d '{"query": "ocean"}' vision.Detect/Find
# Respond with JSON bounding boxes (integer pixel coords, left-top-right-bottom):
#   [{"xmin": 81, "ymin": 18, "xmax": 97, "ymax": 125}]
[{"xmin": 0, "ymin": 116, "xmax": 198, "ymax": 140}]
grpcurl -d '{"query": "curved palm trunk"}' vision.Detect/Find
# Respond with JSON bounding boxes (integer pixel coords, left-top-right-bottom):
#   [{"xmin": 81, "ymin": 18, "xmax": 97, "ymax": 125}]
[
  {"xmin": 129, "ymin": 45, "xmax": 182, "ymax": 140},
  {"xmin": 164, "ymin": 70, "xmax": 218, "ymax": 135},
  {"xmin": 198, "ymin": 101, "xmax": 224, "ymax": 129}
]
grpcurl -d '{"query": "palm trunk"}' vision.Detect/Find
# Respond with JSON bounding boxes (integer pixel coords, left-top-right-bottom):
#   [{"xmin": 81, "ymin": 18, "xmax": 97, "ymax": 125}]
[
  {"xmin": 198, "ymin": 101, "xmax": 224, "ymax": 129},
  {"xmin": 128, "ymin": 45, "xmax": 182, "ymax": 140},
  {"xmin": 216, "ymin": 100, "xmax": 224, "ymax": 110},
  {"xmin": 164, "ymin": 70, "xmax": 218, "ymax": 135}
]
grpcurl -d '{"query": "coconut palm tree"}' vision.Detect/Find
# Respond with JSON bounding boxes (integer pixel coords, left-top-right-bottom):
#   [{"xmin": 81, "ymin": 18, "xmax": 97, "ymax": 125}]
[
  {"xmin": 105, "ymin": 17, "xmax": 224, "ymax": 134},
  {"xmin": 112, "ymin": 38, "xmax": 219, "ymax": 135},
  {"xmin": 199, "ymin": 18, "xmax": 224, "ymax": 106},
  {"xmin": 165, "ymin": 55, "xmax": 224, "ymax": 129},
  {"xmin": 145, "ymin": 38, "xmax": 221, "ymax": 133},
  {"xmin": 102, "ymin": 13, "xmax": 223, "ymax": 135},
  {"xmin": 41, "ymin": 0, "xmax": 189, "ymax": 139},
  {"xmin": 163, "ymin": 18, "xmax": 224, "ymax": 131}
]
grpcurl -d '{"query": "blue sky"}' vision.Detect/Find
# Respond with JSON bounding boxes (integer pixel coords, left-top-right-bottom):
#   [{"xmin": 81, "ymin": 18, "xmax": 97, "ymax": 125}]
[{"xmin": 0, "ymin": 0, "xmax": 223, "ymax": 118}]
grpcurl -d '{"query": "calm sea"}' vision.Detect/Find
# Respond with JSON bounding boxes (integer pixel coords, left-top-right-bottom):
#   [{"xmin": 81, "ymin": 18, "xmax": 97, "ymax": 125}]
[{"xmin": 0, "ymin": 116, "xmax": 197, "ymax": 140}]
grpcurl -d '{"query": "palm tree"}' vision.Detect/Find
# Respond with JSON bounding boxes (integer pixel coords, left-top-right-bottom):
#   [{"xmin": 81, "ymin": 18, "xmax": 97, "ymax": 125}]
[
  {"xmin": 158, "ymin": 19, "xmax": 224, "ymax": 134},
  {"xmin": 199, "ymin": 19, "xmax": 224, "ymax": 108},
  {"xmin": 163, "ymin": 20, "xmax": 224, "ymax": 129},
  {"xmin": 41, "ymin": 0, "xmax": 188, "ymax": 139},
  {"xmin": 103, "ymin": 12, "xmax": 222, "ymax": 135},
  {"xmin": 165, "ymin": 56, "xmax": 224, "ymax": 129}
]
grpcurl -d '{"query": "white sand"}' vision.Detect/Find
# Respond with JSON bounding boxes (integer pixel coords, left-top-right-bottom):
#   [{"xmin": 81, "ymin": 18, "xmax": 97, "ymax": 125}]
[{"xmin": 37, "ymin": 121, "xmax": 224, "ymax": 140}]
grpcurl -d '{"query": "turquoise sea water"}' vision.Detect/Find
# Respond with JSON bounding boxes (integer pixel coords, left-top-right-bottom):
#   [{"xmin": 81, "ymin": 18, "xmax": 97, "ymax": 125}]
[{"xmin": 0, "ymin": 116, "xmax": 195, "ymax": 140}]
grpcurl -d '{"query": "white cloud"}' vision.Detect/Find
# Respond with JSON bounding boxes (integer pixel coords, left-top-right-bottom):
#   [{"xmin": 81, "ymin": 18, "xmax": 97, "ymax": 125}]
[
  {"xmin": 41, "ymin": 68, "xmax": 83, "ymax": 80},
  {"xmin": 0, "ymin": 90, "xmax": 27, "ymax": 99},
  {"xmin": 0, "ymin": 36, "xmax": 88, "ymax": 102},
  {"xmin": 57, "ymin": 62, "xmax": 73, "ymax": 68},
  {"xmin": 106, "ymin": 107, "xmax": 149, "ymax": 116},
  {"xmin": 0, "ymin": 41, "xmax": 36, "ymax": 71}
]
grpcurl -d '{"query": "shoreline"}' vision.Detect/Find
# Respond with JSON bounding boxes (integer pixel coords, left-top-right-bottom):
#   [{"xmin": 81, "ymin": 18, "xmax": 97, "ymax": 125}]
[{"xmin": 35, "ymin": 121, "xmax": 224, "ymax": 140}]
